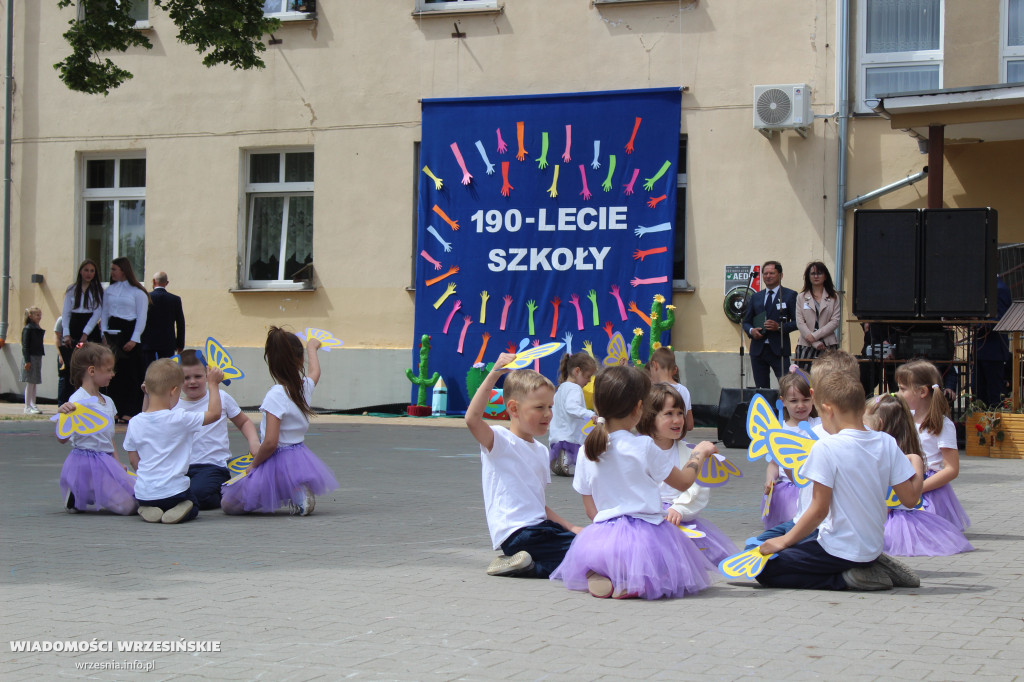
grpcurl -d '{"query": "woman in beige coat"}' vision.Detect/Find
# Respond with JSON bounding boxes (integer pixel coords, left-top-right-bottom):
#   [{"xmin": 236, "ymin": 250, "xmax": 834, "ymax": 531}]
[{"xmin": 794, "ymin": 261, "xmax": 841, "ymax": 366}]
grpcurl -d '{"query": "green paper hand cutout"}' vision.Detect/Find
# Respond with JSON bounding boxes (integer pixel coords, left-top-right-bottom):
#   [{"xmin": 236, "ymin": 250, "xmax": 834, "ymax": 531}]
[{"xmin": 643, "ymin": 160, "xmax": 672, "ymax": 191}]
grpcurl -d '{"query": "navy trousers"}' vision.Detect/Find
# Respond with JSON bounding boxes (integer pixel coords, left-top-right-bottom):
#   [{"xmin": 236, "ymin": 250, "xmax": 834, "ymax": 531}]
[
  {"xmin": 500, "ymin": 520, "xmax": 576, "ymax": 578},
  {"xmin": 188, "ymin": 464, "xmax": 231, "ymax": 510},
  {"xmin": 755, "ymin": 536, "xmax": 870, "ymax": 590}
]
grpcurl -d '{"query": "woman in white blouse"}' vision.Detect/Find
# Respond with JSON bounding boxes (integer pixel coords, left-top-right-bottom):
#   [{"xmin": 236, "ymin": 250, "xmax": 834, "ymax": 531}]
[
  {"xmin": 101, "ymin": 257, "xmax": 150, "ymax": 422},
  {"xmin": 59, "ymin": 259, "xmax": 105, "ymax": 397}
]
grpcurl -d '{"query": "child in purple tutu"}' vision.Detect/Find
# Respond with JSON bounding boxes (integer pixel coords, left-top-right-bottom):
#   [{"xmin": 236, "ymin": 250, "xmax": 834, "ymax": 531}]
[
  {"xmin": 466, "ymin": 352, "xmax": 583, "ymax": 578},
  {"xmin": 125, "ymin": 359, "xmax": 225, "ymax": 524},
  {"xmin": 896, "ymin": 360, "xmax": 971, "ymax": 532},
  {"xmin": 56, "ymin": 342, "xmax": 136, "ymax": 514},
  {"xmin": 865, "ymin": 393, "xmax": 973, "ymax": 557},
  {"xmin": 761, "ymin": 370, "xmax": 820, "ymax": 529},
  {"xmin": 549, "ymin": 351, "xmax": 596, "ymax": 477},
  {"xmin": 221, "ymin": 327, "xmax": 338, "ymax": 516},
  {"xmin": 637, "ymin": 383, "xmax": 738, "ymax": 565},
  {"xmin": 551, "ymin": 365, "xmax": 717, "ymax": 600}
]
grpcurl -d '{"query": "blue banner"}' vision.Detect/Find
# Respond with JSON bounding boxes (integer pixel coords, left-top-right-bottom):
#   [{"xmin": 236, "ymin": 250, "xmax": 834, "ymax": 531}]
[{"xmin": 414, "ymin": 88, "xmax": 682, "ymax": 412}]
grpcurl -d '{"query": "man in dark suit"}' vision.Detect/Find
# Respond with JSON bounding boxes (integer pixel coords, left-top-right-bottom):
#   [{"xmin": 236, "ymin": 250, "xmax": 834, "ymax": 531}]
[
  {"xmin": 141, "ymin": 271, "xmax": 186, "ymax": 371},
  {"xmin": 742, "ymin": 260, "xmax": 798, "ymax": 388}
]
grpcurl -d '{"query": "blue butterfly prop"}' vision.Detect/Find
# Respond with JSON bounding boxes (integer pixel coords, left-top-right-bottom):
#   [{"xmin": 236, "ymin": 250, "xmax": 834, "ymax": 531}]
[
  {"xmin": 746, "ymin": 394, "xmax": 816, "ymax": 488},
  {"xmin": 205, "ymin": 337, "xmax": 244, "ymax": 386}
]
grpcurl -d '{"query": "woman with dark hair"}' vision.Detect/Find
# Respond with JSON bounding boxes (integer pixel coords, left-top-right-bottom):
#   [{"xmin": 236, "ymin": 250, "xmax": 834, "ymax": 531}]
[
  {"xmin": 59, "ymin": 259, "xmax": 105, "ymax": 402},
  {"xmin": 101, "ymin": 257, "xmax": 150, "ymax": 421},
  {"xmin": 794, "ymin": 261, "xmax": 841, "ymax": 367}
]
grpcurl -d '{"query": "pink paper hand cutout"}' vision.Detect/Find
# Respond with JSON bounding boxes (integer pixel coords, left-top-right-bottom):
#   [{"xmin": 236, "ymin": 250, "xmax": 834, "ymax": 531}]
[
  {"xmin": 625, "ymin": 117, "xmax": 642, "ymax": 154},
  {"xmin": 578, "ymin": 165, "xmax": 592, "ymax": 200},
  {"xmin": 569, "ymin": 294, "xmax": 584, "ymax": 331},
  {"xmin": 443, "ymin": 299, "xmax": 462, "ymax": 334},
  {"xmin": 474, "ymin": 332, "xmax": 491, "ymax": 365},
  {"xmin": 420, "ymin": 250, "xmax": 442, "ymax": 271},
  {"xmin": 516, "ymin": 121, "xmax": 528, "ymax": 161},
  {"xmin": 433, "ymin": 205, "xmax": 459, "ymax": 231},
  {"xmin": 610, "ymin": 284, "xmax": 627, "ymax": 321},
  {"xmin": 425, "ymin": 265, "xmax": 459, "ymax": 287},
  {"xmin": 623, "ymin": 168, "xmax": 640, "ymax": 196},
  {"xmin": 647, "ymin": 194, "xmax": 667, "ymax": 208},
  {"xmin": 550, "ymin": 297, "xmax": 561, "ymax": 338},
  {"xmin": 532, "ymin": 339, "xmax": 541, "ymax": 372},
  {"xmin": 628, "ymin": 300, "xmax": 652, "ymax": 326},
  {"xmin": 633, "ymin": 246, "xmax": 668, "ymax": 262},
  {"xmin": 500, "ymin": 162, "xmax": 513, "ymax": 197},
  {"xmin": 630, "ymin": 275, "xmax": 669, "ymax": 287},
  {"xmin": 500, "ymin": 294, "xmax": 513, "ymax": 331},
  {"xmin": 450, "ymin": 142, "xmax": 473, "ymax": 185},
  {"xmin": 457, "ymin": 316, "xmax": 473, "ymax": 354},
  {"xmin": 562, "ymin": 124, "xmax": 572, "ymax": 162},
  {"xmin": 496, "ymin": 128, "xmax": 508, "ymax": 154}
]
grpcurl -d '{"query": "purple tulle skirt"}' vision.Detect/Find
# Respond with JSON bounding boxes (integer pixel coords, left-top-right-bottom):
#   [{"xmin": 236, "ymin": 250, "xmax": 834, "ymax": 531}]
[
  {"xmin": 762, "ymin": 479, "xmax": 799, "ymax": 529},
  {"xmin": 549, "ymin": 440, "xmax": 580, "ymax": 466},
  {"xmin": 59, "ymin": 449, "xmax": 137, "ymax": 515},
  {"xmin": 550, "ymin": 515, "xmax": 716, "ymax": 600},
  {"xmin": 922, "ymin": 471, "xmax": 971, "ymax": 532},
  {"xmin": 884, "ymin": 508, "xmax": 974, "ymax": 557},
  {"xmin": 685, "ymin": 517, "xmax": 741, "ymax": 566},
  {"xmin": 220, "ymin": 442, "xmax": 338, "ymax": 514}
]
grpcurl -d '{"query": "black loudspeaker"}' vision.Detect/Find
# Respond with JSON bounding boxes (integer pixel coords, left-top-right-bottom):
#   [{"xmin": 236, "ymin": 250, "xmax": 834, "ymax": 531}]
[
  {"xmin": 921, "ymin": 208, "xmax": 998, "ymax": 318},
  {"xmin": 853, "ymin": 209, "xmax": 920, "ymax": 318},
  {"xmin": 717, "ymin": 388, "xmax": 778, "ymax": 449}
]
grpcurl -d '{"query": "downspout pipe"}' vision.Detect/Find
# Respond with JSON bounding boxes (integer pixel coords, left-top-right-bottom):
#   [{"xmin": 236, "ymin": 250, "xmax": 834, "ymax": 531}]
[
  {"xmin": 834, "ymin": 0, "xmax": 851, "ymax": 345},
  {"xmin": 0, "ymin": 0, "xmax": 12, "ymax": 345},
  {"xmin": 843, "ymin": 168, "xmax": 928, "ymax": 210}
]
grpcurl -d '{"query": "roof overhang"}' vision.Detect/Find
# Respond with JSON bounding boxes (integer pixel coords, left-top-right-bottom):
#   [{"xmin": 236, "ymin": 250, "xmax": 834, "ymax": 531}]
[{"xmin": 873, "ymin": 83, "xmax": 1024, "ymax": 144}]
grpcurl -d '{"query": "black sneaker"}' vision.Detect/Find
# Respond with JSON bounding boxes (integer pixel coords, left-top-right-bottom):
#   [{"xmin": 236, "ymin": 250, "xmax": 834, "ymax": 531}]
[
  {"xmin": 874, "ymin": 553, "xmax": 921, "ymax": 588},
  {"xmin": 64, "ymin": 490, "xmax": 78, "ymax": 513},
  {"xmin": 486, "ymin": 551, "xmax": 535, "ymax": 577},
  {"xmin": 842, "ymin": 563, "xmax": 893, "ymax": 591}
]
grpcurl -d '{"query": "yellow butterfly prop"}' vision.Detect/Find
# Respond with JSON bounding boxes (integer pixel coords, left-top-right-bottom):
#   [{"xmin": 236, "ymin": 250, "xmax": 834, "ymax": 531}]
[
  {"xmin": 224, "ymin": 472, "xmax": 247, "ymax": 486},
  {"xmin": 746, "ymin": 394, "xmax": 783, "ymax": 463},
  {"xmin": 677, "ymin": 524, "xmax": 707, "ymax": 539},
  {"xmin": 885, "ymin": 487, "xmax": 924, "ymax": 510},
  {"xmin": 762, "ymin": 480, "xmax": 774, "ymax": 518},
  {"xmin": 718, "ymin": 547, "xmax": 777, "ymax": 580},
  {"xmin": 603, "ymin": 332, "xmax": 629, "ymax": 367},
  {"xmin": 50, "ymin": 398, "xmax": 110, "ymax": 438},
  {"xmin": 205, "ymin": 337, "xmax": 244, "ymax": 383},
  {"xmin": 227, "ymin": 453, "xmax": 253, "ymax": 475},
  {"xmin": 765, "ymin": 430, "xmax": 815, "ymax": 487},
  {"xmin": 747, "ymin": 394, "xmax": 816, "ymax": 487},
  {"xmin": 581, "ymin": 418, "xmax": 595, "ymax": 437},
  {"xmin": 298, "ymin": 327, "xmax": 344, "ymax": 352},
  {"xmin": 697, "ymin": 454, "xmax": 743, "ymax": 488},
  {"xmin": 503, "ymin": 342, "xmax": 565, "ymax": 370}
]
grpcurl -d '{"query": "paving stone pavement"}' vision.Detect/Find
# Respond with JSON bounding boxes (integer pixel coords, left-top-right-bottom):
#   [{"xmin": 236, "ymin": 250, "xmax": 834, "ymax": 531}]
[{"xmin": 1, "ymin": 410, "xmax": 1023, "ymax": 681}]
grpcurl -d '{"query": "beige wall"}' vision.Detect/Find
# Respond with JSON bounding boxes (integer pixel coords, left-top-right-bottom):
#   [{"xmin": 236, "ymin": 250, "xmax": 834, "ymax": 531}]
[{"xmin": 1, "ymin": 0, "xmax": 1016, "ymax": 407}]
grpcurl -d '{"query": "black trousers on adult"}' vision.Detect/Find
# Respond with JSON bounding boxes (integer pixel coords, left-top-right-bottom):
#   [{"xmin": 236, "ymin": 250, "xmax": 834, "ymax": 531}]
[
  {"xmin": 59, "ymin": 312, "xmax": 103, "ymax": 404},
  {"xmin": 105, "ymin": 317, "xmax": 144, "ymax": 418},
  {"xmin": 751, "ymin": 347, "xmax": 789, "ymax": 389}
]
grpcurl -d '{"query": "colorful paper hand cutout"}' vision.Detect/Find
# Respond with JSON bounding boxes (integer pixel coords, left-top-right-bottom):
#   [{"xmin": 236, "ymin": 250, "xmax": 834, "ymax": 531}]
[
  {"xmin": 205, "ymin": 337, "xmax": 244, "ymax": 383},
  {"xmin": 631, "ymin": 275, "xmax": 669, "ymax": 287},
  {"xmin": 457, "ymin": 316, "xmax": 472, "ymax": 354},
  {"xmin": 526, "ymin": 299, "xmax": 538, "ymax": 336},
  {"xmin": 602, "ymin": 320, "xmax": 615, "ymax": 339},
  {"xmin": 625, "ymin": 117, "xmax": 642, "ymax": 154},
  {"xmin": 562, "ymin": 331, "xmax": 573, "ymax": 355},
  {"xmin": 601, "ymin": 154, "xmax": 617, "ymax": 192},
  {"xmin": 603, "ymin": 332, "xmax": 629, "ymax": 367},
  {"xmin": 643, "ymin": 161, "xmax": 672, "ymax": 191},
  {"xmin": 569, "ymin": 294, "xmax": 584, "ymax": 331},
  {"xmin": 718, "ymin": 548, "xmax": 776, "ymax": 580},
  {"xmin": 503, "ymin": 342, "xmax": 565, "ymax": 370},
  {"xmin": 586, "ymin": 290, "xmax": 600, "ymax": 326},
  {"xmin": 475, "ymin": 140, "xmax": 495, "ymax": 175},
  {"xmin": 450, "ymin": 142, "xmax": 473, "ymax": 185},
  {"xmin": 696, "ymin": 454, "xmax": 743, "ymax": 488},
  {"xmin": 582, "ymin": 339, "xmax": 595, "ymax": 359},
  {"xmin": 578, "ymin": 165, "xmax": 592, "ymax": 200},
  {"xmin": 647, "ymin": 194, "xmax": 667, "ymax": 208},
  {"xmin": 633, "ymin": 246, "xmax": 668, "ymax": 262},
  {"xmin": 51, "ymin": 397, "xmax": 109, "ymax": 438},
  {"xmin": 547, "ymin": 165, "xmax": 560, "ymax": 198},
  {"xmin": 500, "ymin": 294, "xmax": 513, "ymax": 331},
  {"xmin": 515, "ymin": 121, "xmax": 528, "ymax": 161},
  {"xmin": 474, "ymin": 332, "xmax": 491, "ymax": 365},
  {"xmin": 297, "ymin": 328, "xmax": 344, "ymax": 352},
  {"xmin": 500, "ymin": 162, "xmax": 513, "ymax": 197},
  {"xmin": 442, "ymin": 299, "xmax": 462, "ymax": 334},
  {"xmin": 627, "ymin": 301, "xmax": 651, "ymax": 326},
  {"xmin": 422, "ymin": 165, "xmax": 443, "ymax": 190},
  {"xmin": 420, "ymin": 250, "xmax": 442, "ymax": 271},
  {"xmin": 634, "ymin": 222, "xmax": 672, "ymax": 238},
  {"xmin": 550, "ymin": 297, "xmax": 561, "ymax": 338},
  {"xmin": 591, "ymin": 140, "xmax": 601, "ymax": 169},
  {"xmin": 425, "ymin": 265, "xmax": 459, "ymax": 287},
  {"xmin": 562, "ymin": 124, "xmax": 572, "ymax": 162},
  {"xmin": 427, "ymin": 226, "xmax": 452, "ymax": 253},
  {"xmin": 536, "ymin": 132, "xmax": 550, "ymax": 169},
  {"xmin": 433, "ymin": 205, "xmax": 459, "ymax": 231},
  {"xmin": 610, "ymin": 284, "xmax": 627, "ymax": 321},
  {"xmin": 496, "ymin": 128, "xmax": 508, "ymax": 154},
  {"xmin": 623, "ymin": 168, "xmax": 640, "ymax": 195},
  {"xmin": 434, "ymin": 282, "xmax": 457, "ymax": 310},
  {"xmin": 479, "ymin": 290, "xmax": 489, "ymax": 324}
]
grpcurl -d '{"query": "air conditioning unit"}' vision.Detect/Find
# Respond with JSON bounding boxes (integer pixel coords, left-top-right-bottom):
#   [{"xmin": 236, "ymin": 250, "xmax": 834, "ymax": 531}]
[{"xmin": 753, "ymin": 84, "xmax": 812, "ymax": 137}]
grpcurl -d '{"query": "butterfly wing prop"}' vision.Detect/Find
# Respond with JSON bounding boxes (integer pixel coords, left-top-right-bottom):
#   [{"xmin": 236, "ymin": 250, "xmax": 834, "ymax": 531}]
[
  {"xmin": 205, "ymin": 337, "xmax": 244, "ymax": 383},
  {"xmin": 676, "ymin": 524, "xmax": 707, "ymax": 539},
  {"xmin": 885, "ymin": 487, "xmax": 924, "ymax": 510},
  {"xmin": 51, "ymin": 398, "xmax": 110, "ymax": 439},
  {"xmin": 746, "ymin": 394, "xmax": 782, "ymax": 462},
  {"xmin": 300, "ymin": 327, "xmax": 344, "ymax": 352},
  {"xmin": 765, "ymin": 430, "xmax": 817, "ymax": 487},
  {"xmin": 504, "ymin": 342, "xmax": 565, "ymax": 370},
  {"xmin": 581, "ymin": 418, "xmax": 595, "ymax": 437},
  {"xmin": 761, "ymin": 480, "xmax": 774, "ymax": 518},
  {"xmin": 697, "ymin": 455, "xmax": 743, "ymax": 488},
  {"xmin": 603, "ymin": 332, "xmax": 629, "ymax": 367},
  {"xmin": 224, "ymin": 472, "xmax": 247, "ymax": 486},
  {"xmin": 227, "ymin": 453, "xmax": 253, "ymax": 475},
  {"xmin": 718, "ymin": 547, "xmax": 776, "ymax": 580}
]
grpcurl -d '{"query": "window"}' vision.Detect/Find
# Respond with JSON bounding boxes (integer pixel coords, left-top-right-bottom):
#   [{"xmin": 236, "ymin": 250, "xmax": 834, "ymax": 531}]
[
  {"xmin": 673, "ymin": 137, "xmax": 688, "ymax": 289},
  {"xmin": 242, "ymin": 150, "xmax": 314, "ymax": 288},
  {"xmin": 263, "ymin": 0, "xmax": 316, "ymax": 17},
  {"xmin": 858, "ymin": 0, "xmax": 943, "ymax": 111},
  {"xmin": 81, "ymin": 0, "xmax": 149, "ymax": 27},
  {"xmin": 81, "ymin": 155, "xmax": 146, "ymax": 279},
  {"xmin": 1003, "ymin": 0, "xmax": 1024, "ymax": 82},
  {"xmin": 414, "ymin": 0, "xmax": 500, "ymax": 13}
]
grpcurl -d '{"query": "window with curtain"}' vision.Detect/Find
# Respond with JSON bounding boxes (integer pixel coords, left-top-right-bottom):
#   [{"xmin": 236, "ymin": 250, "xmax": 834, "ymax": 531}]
[
  {"xmin": 262, "ymin": 0, "xmax": 316, "ymax": 15},
  {"xmin": 858, "ymin": 0, "xmax": 943, "ymax": 111},
  {"xmin": 243, "ymin": 150, "xmax": 314, "ymax": 287},
  {"xmin": 81, "ymin": 155, "xmax": 146, "ymax": 279},
  {"xmin": 1004, "ymin": 0, "xmax": 1024, "ymax": 82},
  {"xmin": 415, "ymin": 0, "xmax": 499, "ymax": 12}
]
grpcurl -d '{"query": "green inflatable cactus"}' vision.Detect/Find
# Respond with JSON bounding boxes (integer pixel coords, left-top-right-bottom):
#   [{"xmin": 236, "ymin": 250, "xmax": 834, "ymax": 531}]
[
  {"xmin": 406, "ymin": 334, "xmax": 440, "ymax": 407},
  {"xmin": 629, "ymin": 294, "xmax": 676, "ymax": 366}
]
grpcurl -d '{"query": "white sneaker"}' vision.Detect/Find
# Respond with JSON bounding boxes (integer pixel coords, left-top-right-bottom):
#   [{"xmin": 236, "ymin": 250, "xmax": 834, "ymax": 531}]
[{"xmin": 24, "ymin": 406, "xmax": 41, "ymax": 415}]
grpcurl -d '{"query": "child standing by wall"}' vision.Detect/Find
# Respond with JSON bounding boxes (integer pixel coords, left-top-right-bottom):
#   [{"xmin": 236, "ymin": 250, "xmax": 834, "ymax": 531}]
[
  {"xmin": 21, "ymin": 307, "xmax": 45, "ymax": 414},
  {"xmin": 57, "ymin": 343, "xmax": 136, "ymax": 514},
  {"xmin": 646, "ymin": 347, "xmax": 693, "ymax": 440},
  {"xmin": 551, "ymin": 365, "xmax": 717, "ymax": 600},
  {"xmin": 125, "ymin": 359, "xmax": 225, "ymax": 524},
  {"xmin": 864, "ymin": 394, "xmax": 973, "ymax": 557},
  {"xmin": 761, "ymin": 370, "xmax": 819, "ymax": 529},
  {"xmin": 896, "ymin": 360, "xmax": 971, "ymax": 532},
  {"xmin": 756, "ymin": 369, "xmax": 924, "ymax": 590},
  {"xmin": 221, "ymin": 327, "xmax": 338, "ymax": 516},
  {"xmin": 549, "ymin": 352, "xmax": 597, "ymax": 477},
  {"xmin": 466, "ymin": 352, "xmax": 582, "ymax": 578}
]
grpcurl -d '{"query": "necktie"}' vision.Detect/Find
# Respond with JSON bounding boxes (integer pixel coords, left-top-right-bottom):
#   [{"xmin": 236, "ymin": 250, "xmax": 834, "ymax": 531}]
[{"xmin": 765, "ymin": 290, "xmax": 774, "ymax": 317}]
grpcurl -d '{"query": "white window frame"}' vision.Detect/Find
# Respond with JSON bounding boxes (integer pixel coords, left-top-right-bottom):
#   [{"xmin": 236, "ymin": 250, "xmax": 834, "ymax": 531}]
[
  {"xmin": 239, "ymin": 149, "xmax": 315, "ymax": 291},
  {"xmin": 78, "ymin": 152, "xmax": 147, "ymax": 279},
  {"xmin": 262, "ymin": 0, "xmax": 316, "ymax": 21},
  {"xmin": 1002, "ymin": 0, "xmax": 1024, "ymax": 82},
  {"xmin": 414, "ymin": 0, "xmax": 500, "ymax": 14},
  {"xmin": 857, "ymin": 0, "xmax": 944, "ymax": 112}
]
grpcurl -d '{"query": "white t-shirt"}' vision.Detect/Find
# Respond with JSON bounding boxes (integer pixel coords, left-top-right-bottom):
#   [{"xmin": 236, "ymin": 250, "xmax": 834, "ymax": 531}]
[
  {"xmin": 792, "ymin": 422, "xmax": 830, "ymax": 523},
  {"xmin": 260, "ymin": 377, "xmax": 314, "ymax": 445},
  {"xmin": 802, "ymin": 428, "xmax": 916, "ymax": 562},
  {"xmin": 915, "ymin": 415, "xmax": 957, "ymax": 472},
  {"xmin": 480, "ymin": 425, "xmax": 550, "ymax": 549},
  {"xmin": 124, "ymin": 410, "xmax": 205, "ymax": 500},
  {"xmin": 573, "ymin": 430, "xmax": 672, "ymax": 525},
  {"xmin": 174, "ymin": 389, "xmax": 242, "ymax": 468},
  {"xmin": 66, "ymin": 387, "xmax": 117, "ymax": 454},
  {"xmin": 549, "ymin": 382, "xmax": 594, "ymax": 445},
  {"xmin": 656, "ymin": 441, "xmax": 710, "ymax": 520}
]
